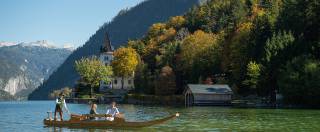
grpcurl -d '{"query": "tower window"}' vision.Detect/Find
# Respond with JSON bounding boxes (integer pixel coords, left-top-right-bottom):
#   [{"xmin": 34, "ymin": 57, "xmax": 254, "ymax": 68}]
[
  {"xmin": 128, "ymin": 80, "xmax": 131, "ymax": 84},
  {"xmin": 114, "ymin": 79, "xmax": 117, "ymax": 84}
]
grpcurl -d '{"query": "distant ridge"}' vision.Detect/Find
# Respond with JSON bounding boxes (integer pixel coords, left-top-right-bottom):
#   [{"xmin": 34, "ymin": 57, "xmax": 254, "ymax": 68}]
[
  {"xmin": 0, "ymin": 41, "xmax": 17, "ymax": 47},
  {"xmin": 0, "ymin": 41, "xmax": 72, "ymax": 100},
  {"xmin": 29, "ymin": 0, "xmax": 199, "ymax": 100},
  {"xmin": 0, "ymin": 41, "xmax": 75, "ymax": 50}
]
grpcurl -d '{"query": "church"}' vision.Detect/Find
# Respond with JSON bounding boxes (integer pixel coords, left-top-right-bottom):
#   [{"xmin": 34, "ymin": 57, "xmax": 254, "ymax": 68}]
[{"xmin": 99, "ymin": 34, "xmax": 135, "ymax": 91}]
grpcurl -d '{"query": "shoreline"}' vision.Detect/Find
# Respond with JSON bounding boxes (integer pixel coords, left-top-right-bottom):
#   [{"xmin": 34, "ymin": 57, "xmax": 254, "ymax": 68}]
[
  {"xmin": 62, "ymin": 94, "xmax": 320, "ymax": 109},
  {"xmin": 1, "ymin": 100, "xmax": 320, "ymax": 109}
]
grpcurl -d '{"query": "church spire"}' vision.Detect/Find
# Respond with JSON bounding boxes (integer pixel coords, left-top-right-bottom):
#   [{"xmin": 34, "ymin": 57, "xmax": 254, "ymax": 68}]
[{"xmin": 101, "ymin": 32, "xmax": 113, "ymax": 53}]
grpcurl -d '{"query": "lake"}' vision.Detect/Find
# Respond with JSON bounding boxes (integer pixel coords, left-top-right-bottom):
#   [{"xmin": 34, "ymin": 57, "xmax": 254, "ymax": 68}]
[{"xmin": 0, "ymin": 101, "xmax": 320, "ymax": 131}]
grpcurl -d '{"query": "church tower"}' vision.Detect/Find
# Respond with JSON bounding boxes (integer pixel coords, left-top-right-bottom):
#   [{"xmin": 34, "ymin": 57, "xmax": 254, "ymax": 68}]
[{"xmin": 99, "ymin": 33, "xmax": 113, "ymax": 65}]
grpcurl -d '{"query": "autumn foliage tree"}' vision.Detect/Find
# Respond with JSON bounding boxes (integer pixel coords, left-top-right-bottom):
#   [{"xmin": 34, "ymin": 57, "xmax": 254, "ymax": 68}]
[
  {"xmin": 148, "ymin": 23, "xmax": 167, "ymax": 38},
  {"xmin": 167, "ymin": 16, "xmax": 186, "ymax": 29},
  {"xmin": 180, "ymin": 30, "xmax": 221, "ymax": 82},
  {"xmin": 155, "ymin": 66, "xmax": 176, "ymax": 95},
  {"xmin": 112, "ymin": 47, "xmax": 139, "ymax": 89}
]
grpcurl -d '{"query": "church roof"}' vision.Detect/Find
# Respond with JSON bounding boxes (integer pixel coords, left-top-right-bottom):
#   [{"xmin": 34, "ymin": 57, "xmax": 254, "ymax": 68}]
[{"xmin": 101, "ymin": 33, "xmax": 114, "ymax": 53}]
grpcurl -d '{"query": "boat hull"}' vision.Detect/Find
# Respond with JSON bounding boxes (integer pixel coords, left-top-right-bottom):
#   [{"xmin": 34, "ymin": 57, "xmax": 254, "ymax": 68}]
[{"xmin": 44, "ymin": 114, "xmax": 178, "ymax": 128}]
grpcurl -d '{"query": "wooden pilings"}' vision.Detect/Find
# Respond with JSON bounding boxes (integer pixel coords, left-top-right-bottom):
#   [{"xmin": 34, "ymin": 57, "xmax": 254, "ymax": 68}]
[{"xmin": 184, "ymin": 90, "xmax": 193, "ymax": 107}]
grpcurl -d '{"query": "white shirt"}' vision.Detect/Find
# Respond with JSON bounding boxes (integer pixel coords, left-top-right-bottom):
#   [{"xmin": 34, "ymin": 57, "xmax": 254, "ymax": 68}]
[
  {"xmin": 56, "ymin": 98, "xmax": 69, "ymax": 113},
  {"xmin": 106, "ymin": 107, "xmax": 119, "ymax": 117}
]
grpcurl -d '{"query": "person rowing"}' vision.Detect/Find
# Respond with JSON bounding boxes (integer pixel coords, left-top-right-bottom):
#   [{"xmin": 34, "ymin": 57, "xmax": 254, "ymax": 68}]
[
  {"xmin": 54, "ymin": 93, "xmax": 70, "ymax": 121},
  {"xmin": 105, "ymin": 101, "xmax": 120, "ymax": 121},
  {"xmin": 89, "ymin": 103, "xmax": 98, "ymax": 120}
]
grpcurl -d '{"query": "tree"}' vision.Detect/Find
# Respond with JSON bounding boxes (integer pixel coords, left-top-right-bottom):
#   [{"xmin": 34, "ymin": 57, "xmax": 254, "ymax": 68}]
[
  {"xmin": 243, "ymin": 61, "xmax": 261, "ymax": 90},
  {"xmin": 180, "ymin": 30, "xmax": 216, "ymax": 67},
  {"xmin": 75, "ymin": 56, "xmax": 113, "ymax": 97},
  {"xmin": 155, "ymin": 66, "xmax": 176, "ymax": 95},
  {"xmin": 224, "ymin": 22, "xmax": 253, "ymax": 88},
  {"xmin": 262, "ymin": 31, "xmax": 295, "ymax": 101},
  {"xmin": 278, "ymin": 56, "xmax": 320, "ymax": 106},
  {"xmin": 247, "ymin": 15, "xmax": 274, "ymax": 61},
  {"xmin": 134, "ymin": 62, "xmax": 155, "ymax": 94},
  {"xmin": 167, "ymin": 16, "xmax": 186, "ymax": 29},
  {"xmin": 180, "ymin": 30, "xmax": 220, "ymax": 82},
  {"xmin": 148, "ymin": 23, "xmax": 167, "ymax": 38},
  {"xmin": 49, "ymin": 87, "xmax": 73, "ymax": 99},
  {"xmin": 112, "ymin": 47, "xmax": 139, "ymax": 89},
  {"xmin": 276, "ymin": 0, "xmax": 320, "ymax": 58},
  {"xmin": 128, "ymin": 40, "xmax": 145, "ymax": 56},
  {"xmin": 185, "ymin": 0, "xmax": 249, "ymax": 33},
  {"xmin": 264, "ymin": 31, "xmax": 295, "ymax": 63},
  {"xmin": 175, "ymin": 28, "xmax": 190, "ymax": 41},
  {"xmin": 161, "ymin": 42, "xmax": 179, "ymax": 67}
]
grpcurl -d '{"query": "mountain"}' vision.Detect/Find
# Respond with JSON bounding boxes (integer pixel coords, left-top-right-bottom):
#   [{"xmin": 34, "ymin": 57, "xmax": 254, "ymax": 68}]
[
  {"xmin": 0, "ymin": 41, "xmax": 17, "ymax": 47},
  {"xmin": 0, "ymin": 41, "xmax": 73, "ymax": 100},
  {"xmin": 28, "ymin": 0, "xmax": 199, "ymax": 100},
  {"xmin": 0, "ymin": 90, "xmax": 15, "ymax": 101}
]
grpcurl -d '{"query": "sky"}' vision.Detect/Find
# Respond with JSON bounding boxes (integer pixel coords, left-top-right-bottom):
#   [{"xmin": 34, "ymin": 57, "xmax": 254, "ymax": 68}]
[{"xmin": 0, "ymin": 0, "xmax": 143, "ymax": 48}]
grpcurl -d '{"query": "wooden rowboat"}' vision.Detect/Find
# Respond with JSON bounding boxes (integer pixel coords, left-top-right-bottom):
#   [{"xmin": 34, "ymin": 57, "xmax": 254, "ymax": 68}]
[{"xmin": 44, "ymin": 113, "xmax": 179, "ymax": 128}]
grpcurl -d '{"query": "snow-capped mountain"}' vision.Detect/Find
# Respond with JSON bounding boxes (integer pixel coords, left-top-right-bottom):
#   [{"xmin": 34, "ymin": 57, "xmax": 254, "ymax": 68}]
[
  {"xmin": 0, "ymin": 40, "xmax": 75, "ymax": 50},
  {"xmin": 0, "ymin": 41, "xmax": 18, "ymax": 47},
  {"xmin": 0, "ymin": 41, "xmax": 73, "ymax": 100},
  {"xmin": 62, "ymin": 43, "xmax": 76, "ymax": 51},
  {"xmin": 20, "ymin": 40, "xmax": 56, "ymax": 48}
]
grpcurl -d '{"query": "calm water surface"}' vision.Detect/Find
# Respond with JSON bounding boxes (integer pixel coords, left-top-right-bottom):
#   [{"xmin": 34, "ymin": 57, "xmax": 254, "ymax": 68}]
[{"xmin": 0, "ymin": 101, "xmax": 320, "ymax": 131}]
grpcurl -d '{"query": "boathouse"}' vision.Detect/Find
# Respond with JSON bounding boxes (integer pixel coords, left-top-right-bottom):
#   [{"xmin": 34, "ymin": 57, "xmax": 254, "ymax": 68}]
[{"xmin": 184, "ymin": 84, "xmax": 233, "ymax": 106}]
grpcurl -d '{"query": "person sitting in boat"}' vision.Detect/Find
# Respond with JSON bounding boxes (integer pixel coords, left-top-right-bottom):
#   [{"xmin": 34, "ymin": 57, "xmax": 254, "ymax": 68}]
[
  {"xmin": 89, "ymin": 103, "xmax": 98, "ymax": 120},
  {"xmin": 54, "ymin": 93, "xmax": 70, "ymax": 121},
  {"xmin": 105, "ymin": 101, "xmax": 120, "ymax": 121}
]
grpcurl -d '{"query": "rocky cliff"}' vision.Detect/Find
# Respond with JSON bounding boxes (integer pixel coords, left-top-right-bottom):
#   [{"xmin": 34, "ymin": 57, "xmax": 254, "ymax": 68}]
[{"xmin": 0, "ymin": 41, "xmax": 73, "ymax": 100}]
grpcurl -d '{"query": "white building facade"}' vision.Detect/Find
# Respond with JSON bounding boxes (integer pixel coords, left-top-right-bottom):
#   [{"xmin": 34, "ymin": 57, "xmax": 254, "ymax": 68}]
[{"xmin": 99, "ymin": 34, "xmax": 134, "ymax": 91}]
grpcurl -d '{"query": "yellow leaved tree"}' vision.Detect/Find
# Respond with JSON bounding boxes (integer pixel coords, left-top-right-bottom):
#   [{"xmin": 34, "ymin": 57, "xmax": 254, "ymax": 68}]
[
  {"xmin": 112, "ymin": 47, "xmax": 139, "ymax": 89},
  {"xmin": 180, "ymin": 30, "xmax": 218, "ymax": 67},
  {"xmin": 167, "ymin": 16, "xmax": 186, "ymax": 28}
]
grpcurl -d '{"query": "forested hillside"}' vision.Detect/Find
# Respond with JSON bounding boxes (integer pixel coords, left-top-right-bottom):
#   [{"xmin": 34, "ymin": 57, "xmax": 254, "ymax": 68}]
[
  {"xmin": 127, "ymin": 0, "xmax": 319, "ymax": 106},
  {"xmin": 29, "ymin": 0, "xmax": 199, "ymax": 100}
]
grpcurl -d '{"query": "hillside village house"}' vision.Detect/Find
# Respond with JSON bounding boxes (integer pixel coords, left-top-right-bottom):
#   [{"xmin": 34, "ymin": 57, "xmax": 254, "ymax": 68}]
[
  {"xmin": 184, "ymin": 84, "xmax": 233, "ymax": 106},
  {"xmin": 99, "ymin": 34, "xmax": 134, "ymax": 91}
]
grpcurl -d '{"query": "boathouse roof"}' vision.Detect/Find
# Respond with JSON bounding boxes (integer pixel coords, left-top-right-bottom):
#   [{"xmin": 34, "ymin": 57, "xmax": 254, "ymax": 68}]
[{"xmin": 186, "ymin": 84, "xmax": 233, "ymax": 94}]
